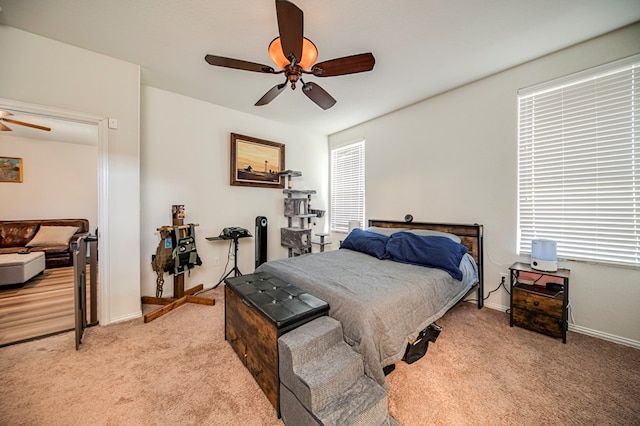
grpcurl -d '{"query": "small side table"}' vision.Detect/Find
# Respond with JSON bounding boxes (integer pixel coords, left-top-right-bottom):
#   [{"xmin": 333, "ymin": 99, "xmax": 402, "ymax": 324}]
[
  {"xmin": 207, "ymin": 234, "xmax": 252, "ymax": 288},
  {"xmin": 509, "ymin": 262, "xmax": 570, "ymax": 343}
]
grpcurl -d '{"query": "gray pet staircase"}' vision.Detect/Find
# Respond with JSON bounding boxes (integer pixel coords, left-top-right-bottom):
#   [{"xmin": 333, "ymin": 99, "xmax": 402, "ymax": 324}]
[{"xmin": 278, "ymin": 316, "xmax": 398, "ymax": 426}]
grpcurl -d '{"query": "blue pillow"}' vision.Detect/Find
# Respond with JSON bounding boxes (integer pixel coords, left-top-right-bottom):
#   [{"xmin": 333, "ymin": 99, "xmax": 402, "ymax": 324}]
[
  {"xmin": 386, "ymin": 232, "xmax": 468, "ymax": 280},
  {"xmin": 340, "ymin": 228, "xmax": 389, "ymax": 259}
]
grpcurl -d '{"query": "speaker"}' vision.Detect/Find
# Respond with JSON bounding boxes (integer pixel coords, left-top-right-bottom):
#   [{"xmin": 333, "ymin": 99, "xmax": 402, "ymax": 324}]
[{"xmin": 255, "ymin": 216, "xmax": 268, "ymax": 268}]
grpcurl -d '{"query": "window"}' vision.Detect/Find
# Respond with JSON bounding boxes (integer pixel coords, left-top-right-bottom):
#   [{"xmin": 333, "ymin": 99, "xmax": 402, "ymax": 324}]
[
  {"xmin": 330, "ymin": 140, "xmax": 365, "ymax": 233},
  {"xmin": 518, "ymin": 54, "xmax": 639, "ymax": 267}
]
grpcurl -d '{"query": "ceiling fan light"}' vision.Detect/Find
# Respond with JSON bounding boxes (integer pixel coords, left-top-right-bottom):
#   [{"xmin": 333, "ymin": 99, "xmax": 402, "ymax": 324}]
[
  {"xmin": 268, "ymin": 38, "xmax": 288, "ymax": 69},
  {"xmin": 268, "ymin": 37, "xmax": 318, "ymax": 70},
  {"xmin": 299, "ymin": 38, "xmax": 318, "ymax": 70}
]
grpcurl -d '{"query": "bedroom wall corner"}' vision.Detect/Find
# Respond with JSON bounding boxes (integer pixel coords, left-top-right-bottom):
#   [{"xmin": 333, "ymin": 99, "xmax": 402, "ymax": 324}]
[
  {"xmin": 139, "ymin": 86, "xmax": 329, "ymax": 298},
  {"xmin": 328, "ymin": 22, "xmax": 640, "ymax": 346}
]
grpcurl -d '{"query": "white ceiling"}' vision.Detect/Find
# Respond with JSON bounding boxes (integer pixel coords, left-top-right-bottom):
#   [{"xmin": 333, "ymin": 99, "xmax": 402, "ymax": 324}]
[
  {"xmin": 0, "ymin": 108, "xmax": 98, "ymax": 146},
  {"xmin": 1, "ymin": 0, "xmax": 639, "ymax": 136}
]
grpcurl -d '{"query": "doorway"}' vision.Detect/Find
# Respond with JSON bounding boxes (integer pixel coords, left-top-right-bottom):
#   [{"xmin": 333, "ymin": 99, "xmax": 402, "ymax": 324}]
[{"xmin": 0, "ymin": 97, "xmax": 109, "ymax": 335}]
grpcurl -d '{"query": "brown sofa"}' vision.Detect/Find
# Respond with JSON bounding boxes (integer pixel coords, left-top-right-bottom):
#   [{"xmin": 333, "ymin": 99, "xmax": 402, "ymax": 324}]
[{"xmin": 0, "ymin": 219, "xmax": 90, "ymax": 268}]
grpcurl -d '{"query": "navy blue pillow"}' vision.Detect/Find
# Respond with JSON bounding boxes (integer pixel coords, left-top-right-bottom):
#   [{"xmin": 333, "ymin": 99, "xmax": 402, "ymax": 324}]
[
  {"xmin": 340, "ymin": 228, "xmax": 389, "ymax": 259},
  {"xmin": 386, "ymin": 232, "xmax": 468, "ymax": 280}
]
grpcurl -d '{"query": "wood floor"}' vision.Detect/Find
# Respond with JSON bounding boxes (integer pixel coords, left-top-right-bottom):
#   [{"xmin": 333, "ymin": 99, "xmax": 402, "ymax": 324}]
[{"xmin": 0, "ymin": 265, "xmax": 97, "ymax": 347}]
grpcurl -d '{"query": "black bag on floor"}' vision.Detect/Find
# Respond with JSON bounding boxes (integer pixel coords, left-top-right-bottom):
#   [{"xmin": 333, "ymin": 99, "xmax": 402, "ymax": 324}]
[{"xmin": 402, "ymin": 322, "xmax": 442, "ymax": 364}]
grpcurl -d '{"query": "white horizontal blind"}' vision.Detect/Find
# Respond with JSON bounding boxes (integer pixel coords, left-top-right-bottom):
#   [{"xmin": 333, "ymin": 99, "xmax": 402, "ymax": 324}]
[
  {"xmin": 330, "ymin": 140, "xmax": 365, "ymax": 233},
  {"xmin": 518, "ymin": 55, "xmax": 639, "ymax": 267}
]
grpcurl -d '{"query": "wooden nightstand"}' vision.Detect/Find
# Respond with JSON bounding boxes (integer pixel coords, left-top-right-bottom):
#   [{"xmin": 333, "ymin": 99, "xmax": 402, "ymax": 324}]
[{"xmin": 509, "ymin": 262, "xmax": 570, "ymax": 343}]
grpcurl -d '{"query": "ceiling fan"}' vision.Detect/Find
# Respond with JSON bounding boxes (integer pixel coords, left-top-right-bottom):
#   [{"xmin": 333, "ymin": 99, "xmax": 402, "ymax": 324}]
[
  {"xmin": 204, "ymin": 0, "xmax": 375, "ymax": 110},
  {"xmin": 0, "ymin": 111, "xmax": 51, "ymax": 132}
]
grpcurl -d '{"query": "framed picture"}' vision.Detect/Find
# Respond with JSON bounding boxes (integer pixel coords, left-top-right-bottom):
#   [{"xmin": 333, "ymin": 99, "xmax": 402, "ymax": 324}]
[
  {"xmin": 230, "ymin": 133, "xmax": 285, "ymax": 188},
  {"xmin": 0, "ymin": 157, "xmax": 23, "ymax": 183}
]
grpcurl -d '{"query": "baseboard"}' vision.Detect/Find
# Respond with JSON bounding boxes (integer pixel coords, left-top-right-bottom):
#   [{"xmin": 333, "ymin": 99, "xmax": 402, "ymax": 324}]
[
  {"xmin": 567, "ymin": 323, "xmax": 640, "ymax": 349},
  {"xmin": 482, "ymin": 301, "xmax": 508, "ymax": 312},
  {"xmin": 107, "ymin": 310, "xmax": 142, "ymax": 325},
  {"xmin": 479, "ymin": 302, "xmax": 640, "ymax": 349}
]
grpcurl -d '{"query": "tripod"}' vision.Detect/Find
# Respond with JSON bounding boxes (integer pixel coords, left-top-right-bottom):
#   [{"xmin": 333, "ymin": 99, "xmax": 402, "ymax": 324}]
[{"xmin": 214, "ymin": 236, "xmax": 243, "ymax": 288}]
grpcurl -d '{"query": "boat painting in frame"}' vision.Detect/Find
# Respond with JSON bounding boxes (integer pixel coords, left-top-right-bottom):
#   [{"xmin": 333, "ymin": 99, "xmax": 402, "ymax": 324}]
[
  {"xmin": 230, "ymin": 133, "xmax": 285, "ymax": 188},
  {"xmin": 0, "ymin": 156, "xmax": 23, "ymax": 183}
]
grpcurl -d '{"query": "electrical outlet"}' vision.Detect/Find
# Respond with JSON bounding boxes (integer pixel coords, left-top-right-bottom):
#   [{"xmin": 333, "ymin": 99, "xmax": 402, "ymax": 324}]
[
  {"xmin": 214, "ymin": 257, "xmax": 220, "ymax": 266},
  {"xmin": 499, "ymin": 272, "xmax": 508, "ymax": 284}
]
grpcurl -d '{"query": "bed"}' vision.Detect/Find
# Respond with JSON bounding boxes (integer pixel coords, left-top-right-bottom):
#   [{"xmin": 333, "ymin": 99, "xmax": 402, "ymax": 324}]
[{"xmin": 255, "ymin": 220, "xmax": 484, "ymax": 387}]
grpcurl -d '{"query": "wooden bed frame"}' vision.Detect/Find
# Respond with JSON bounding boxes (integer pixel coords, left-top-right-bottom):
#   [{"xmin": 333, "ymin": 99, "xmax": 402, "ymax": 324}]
[{"xmin": 368, "ymin": 219, "xmax": 484, "ymax": 308}]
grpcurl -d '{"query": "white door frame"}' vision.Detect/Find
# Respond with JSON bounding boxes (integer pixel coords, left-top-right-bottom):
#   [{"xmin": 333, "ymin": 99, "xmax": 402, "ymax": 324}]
[{"xmin": 0, "ymin": 97, "xmax": 110, "ymax": 325}]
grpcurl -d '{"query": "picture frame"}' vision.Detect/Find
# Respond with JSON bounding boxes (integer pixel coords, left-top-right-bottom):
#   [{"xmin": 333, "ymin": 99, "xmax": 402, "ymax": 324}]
[
  {"xmin": 0, "ymin": 156, "xmax": 23, "ymax": 183},
  {"xmin": 230, "ymin": 133, "xmax": 285, "ymax": 188}
]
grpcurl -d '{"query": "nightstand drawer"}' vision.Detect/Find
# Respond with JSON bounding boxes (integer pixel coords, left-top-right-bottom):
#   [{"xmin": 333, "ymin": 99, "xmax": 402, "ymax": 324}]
[
  {"xmin": 509, "ymin": 263, "xmax": 570, "ymax": 343},
  {"xmin": 512, "ymin": 287, "xmax": 563, "ymax": 318},
  {"xmin": 512, "ymin": 307, "xmax": 562, "ymax": 338}
]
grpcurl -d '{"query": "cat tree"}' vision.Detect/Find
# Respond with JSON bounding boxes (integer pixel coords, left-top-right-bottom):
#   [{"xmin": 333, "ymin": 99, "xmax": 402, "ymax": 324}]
[{"xmin": 278, "ymin": 170, "xmax": 331, "ymax": 256}]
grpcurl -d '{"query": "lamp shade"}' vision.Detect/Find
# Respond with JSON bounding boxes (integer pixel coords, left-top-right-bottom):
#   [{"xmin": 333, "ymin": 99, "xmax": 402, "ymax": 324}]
[{"xmin": 268, "ymin": 37, "xmax": 318, "ymax": 70}]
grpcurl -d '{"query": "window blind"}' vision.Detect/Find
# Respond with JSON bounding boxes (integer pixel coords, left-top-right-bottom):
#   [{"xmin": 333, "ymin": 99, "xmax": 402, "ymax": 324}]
[
  {"xmin": 330, "ymin": 140, "xmax": 365, "ymax": 233},
  {"xmin": 517, "ymin": 54, "xmax": 639, "ymax": 267}
]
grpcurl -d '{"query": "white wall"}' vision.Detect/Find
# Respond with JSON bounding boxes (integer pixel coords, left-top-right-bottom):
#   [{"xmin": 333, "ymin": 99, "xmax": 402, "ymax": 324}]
[
  {"xmin": 0, "ymin": 25, "xmax": 329, "ymax": 323},
  {"xmin": 0, "ymin": 26, "xmax": 141, "ymax": 324},
  {"xmin": 4, "ymin": 22, "xmax": 637, "ymax": 344},
  {"xmin": 140, "ymin": 86, "xmax": 328, "ymax": 297},
  {"xmin": 0, "ymin": 135, "xmax": 98, "ymax": 228},
  {"xmin": 330, "ymin": 23, "xmax": 640, "ymax": 346}
]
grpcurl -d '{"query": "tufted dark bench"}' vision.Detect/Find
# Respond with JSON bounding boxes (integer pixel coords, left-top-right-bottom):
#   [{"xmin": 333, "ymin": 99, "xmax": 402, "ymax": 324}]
[{"xmin": 224, "ymin": 271, "xmax": 329, "ymax": 416}]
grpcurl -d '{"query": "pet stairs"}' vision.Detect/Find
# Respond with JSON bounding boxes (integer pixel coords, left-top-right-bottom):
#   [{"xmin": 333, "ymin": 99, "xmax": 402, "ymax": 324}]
[{"xmin": 278, "ymin": 316, "xmax": 398, "ymax": 425}]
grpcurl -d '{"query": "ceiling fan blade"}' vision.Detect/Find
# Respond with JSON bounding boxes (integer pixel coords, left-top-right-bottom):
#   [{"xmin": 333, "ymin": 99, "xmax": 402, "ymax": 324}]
[
  {"xmin": 1, "ymin": 118, "xmax": 51, "ymax": 132},
  {"xmin": 312, "ymin": 53, "xmax": 375, "ymax": 77},
  {"xmin": 255, "ymin": 82, "xmax": 288, "ymax": 106},
  {"xmin": 205, "ymin": 55, "xmax": 275, "ymax": 73},
  {"xmin": 276, "ymin": 0, "xmax": 303, "ymax": 63},
  {"xmin": 302, "ymin": 81, "xmax": 336, "ymax": 110},
  {"xmin": 0, "ymin": 122, "xmax": 11, "ymax": 131}
]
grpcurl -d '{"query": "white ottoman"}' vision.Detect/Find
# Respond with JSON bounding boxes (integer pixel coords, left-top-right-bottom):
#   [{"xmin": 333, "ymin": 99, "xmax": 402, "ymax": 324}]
[{"xmin": 0, "ymin": 252, "xmax": 46, "ymax": 286}]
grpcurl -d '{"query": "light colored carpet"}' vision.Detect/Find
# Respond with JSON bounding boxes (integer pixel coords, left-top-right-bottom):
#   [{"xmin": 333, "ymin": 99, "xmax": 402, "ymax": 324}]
[{"xmin": 0, "ymin": 286, "xmax": 638, "ymax": 425}]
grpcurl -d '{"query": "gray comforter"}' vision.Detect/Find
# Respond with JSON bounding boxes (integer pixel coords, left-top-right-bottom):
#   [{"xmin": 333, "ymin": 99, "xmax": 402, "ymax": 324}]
[{"xmin": 256, "ymin": 248, "xmax": 478, "ymax": 387}]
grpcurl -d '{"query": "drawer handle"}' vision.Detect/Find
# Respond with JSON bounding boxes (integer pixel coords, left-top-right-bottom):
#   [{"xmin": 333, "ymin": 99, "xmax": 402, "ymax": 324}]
[
  {"xmin": 533, "ymin": 301, "xmax": 539, "ymax": 307},
  {"xmin": 252, "ymin": 368, "xmax": 263, "ymax": 377}
]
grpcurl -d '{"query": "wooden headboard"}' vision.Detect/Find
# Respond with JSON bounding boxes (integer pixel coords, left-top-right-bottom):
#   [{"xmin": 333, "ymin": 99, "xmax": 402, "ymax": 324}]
[{"xmin": 368, "ymin": 219, "xmax": 484, "ymax": 308}]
